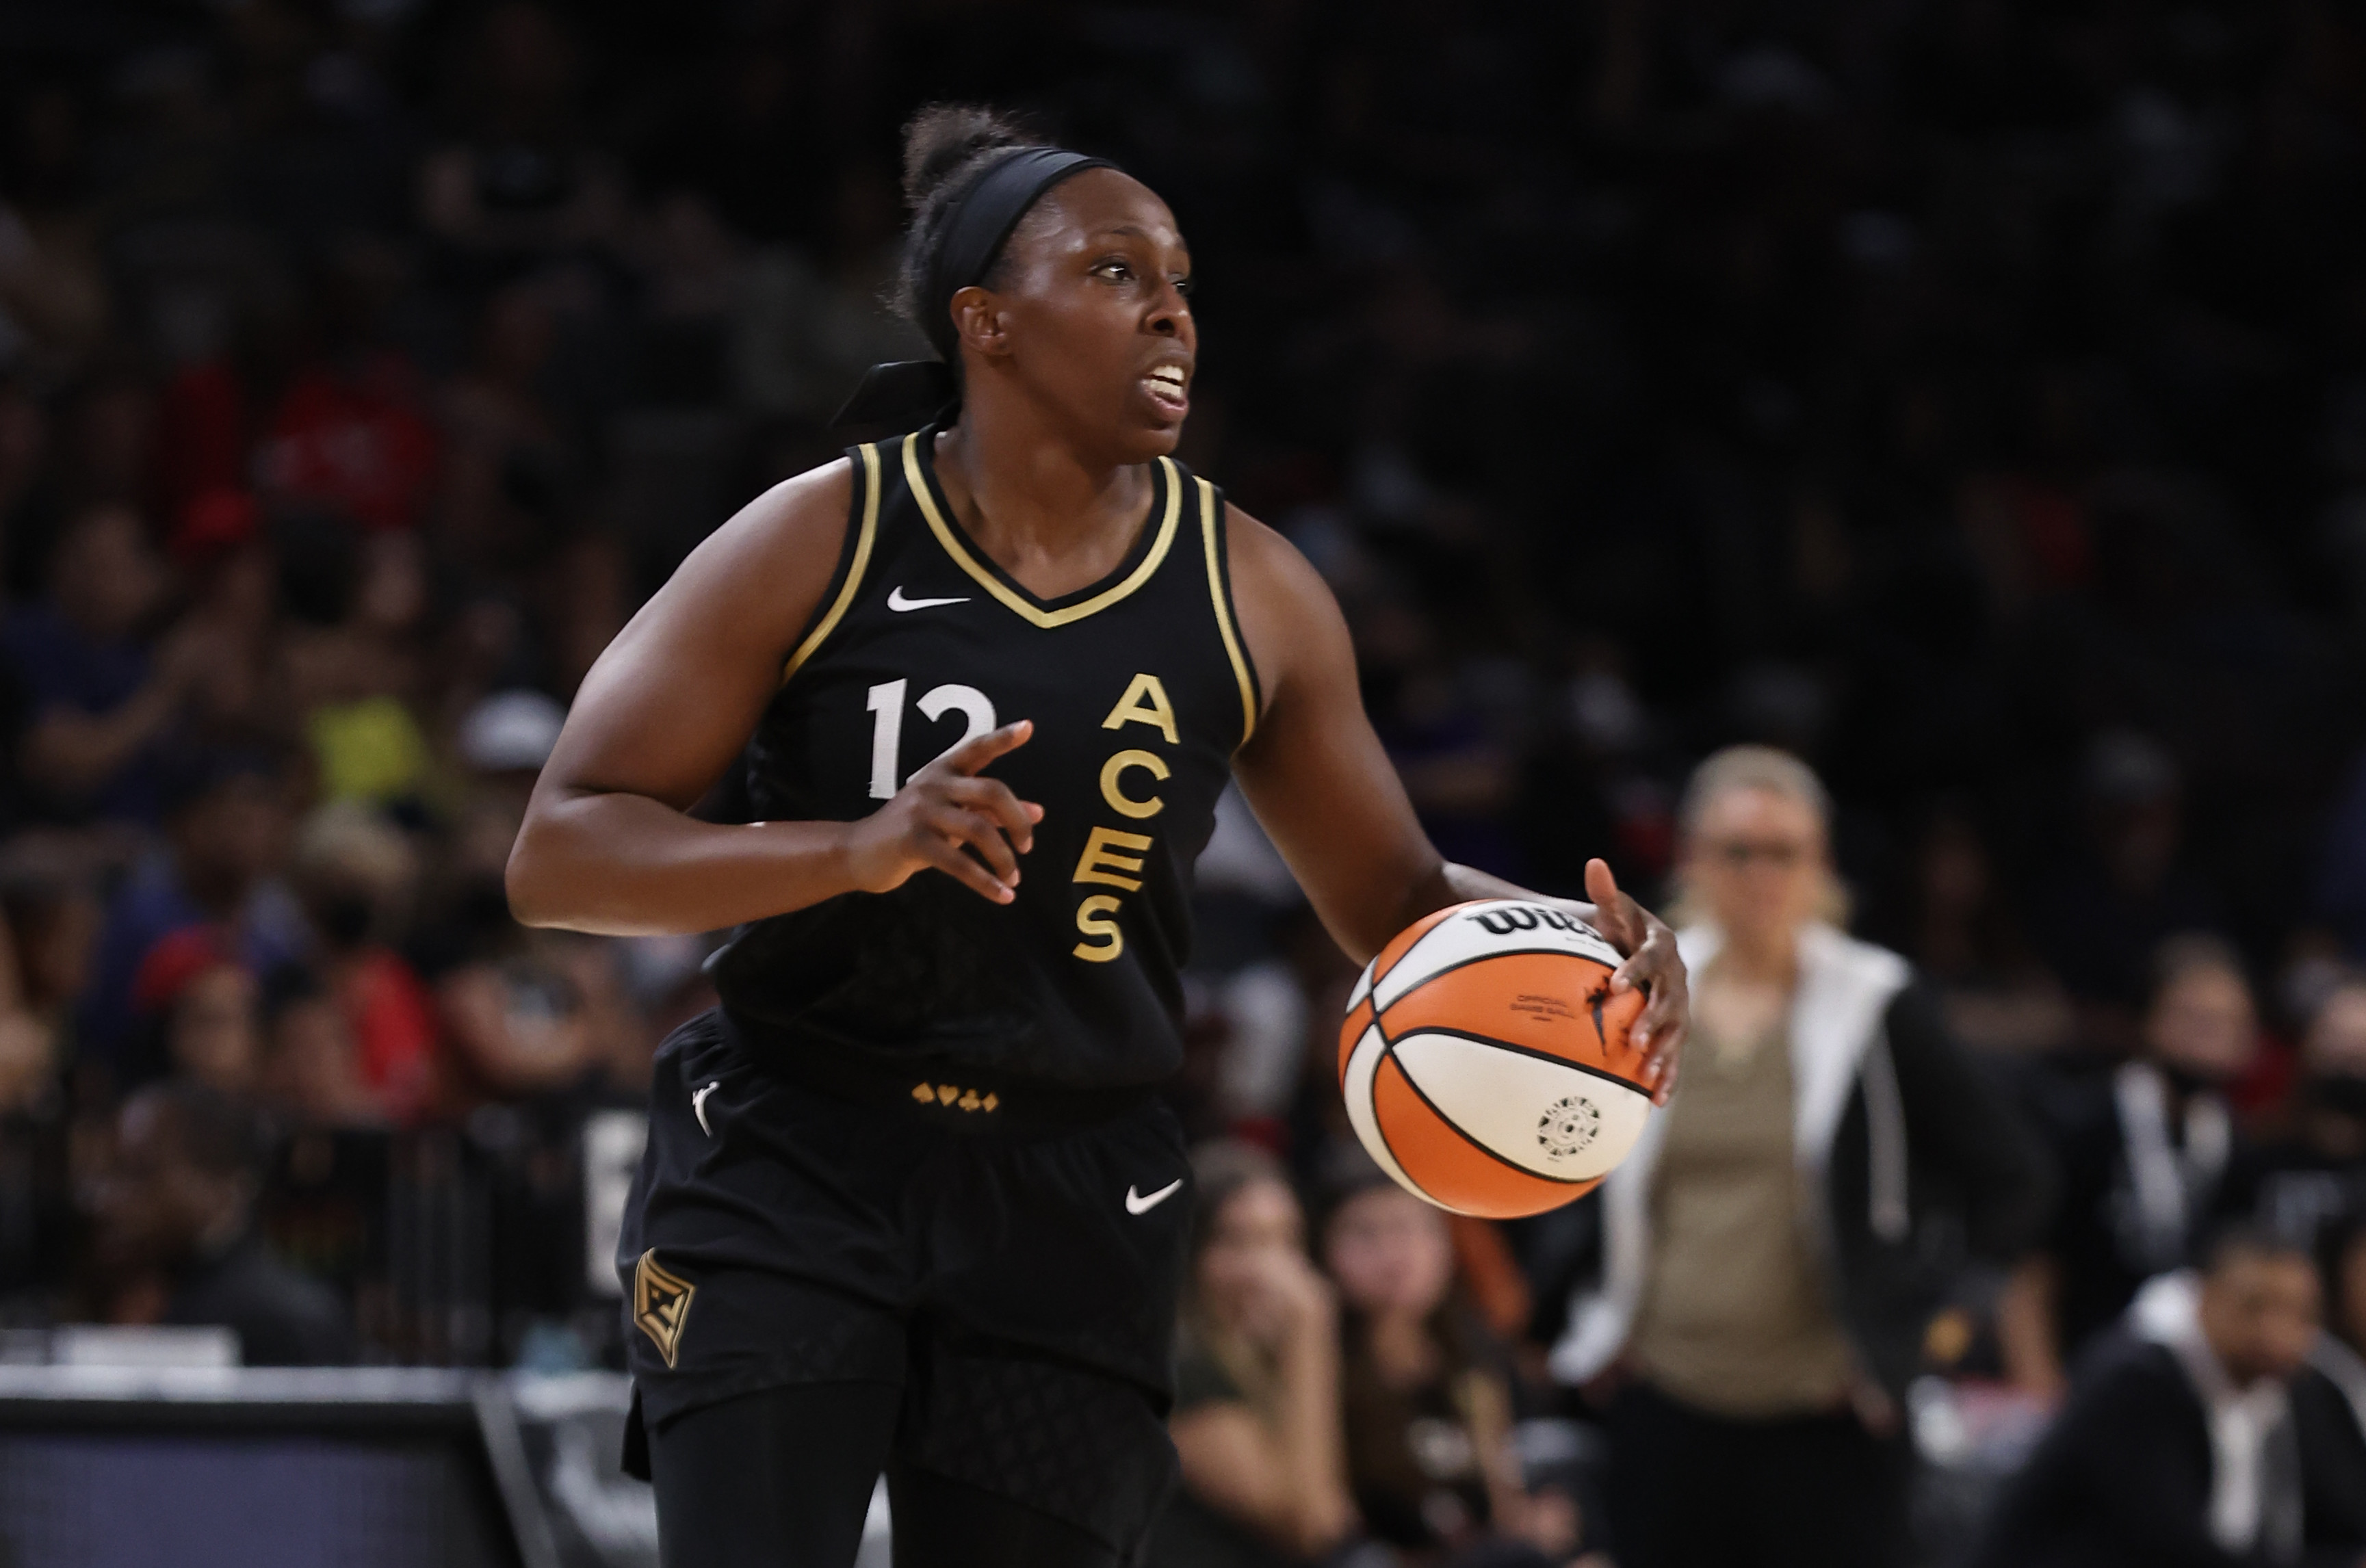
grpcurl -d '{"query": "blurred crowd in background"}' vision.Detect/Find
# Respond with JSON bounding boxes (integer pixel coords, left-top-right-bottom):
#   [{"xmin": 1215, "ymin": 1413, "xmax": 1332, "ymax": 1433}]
[{"xmin": 7, "ymin": 0, "xmax": 2366, "ymax": 1563}]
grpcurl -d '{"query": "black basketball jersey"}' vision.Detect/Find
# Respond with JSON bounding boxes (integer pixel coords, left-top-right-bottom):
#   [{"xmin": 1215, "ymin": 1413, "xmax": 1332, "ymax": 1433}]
[{"xmin": 709, "ymin": 426, "xmax": 1262, "ymax": 1089}]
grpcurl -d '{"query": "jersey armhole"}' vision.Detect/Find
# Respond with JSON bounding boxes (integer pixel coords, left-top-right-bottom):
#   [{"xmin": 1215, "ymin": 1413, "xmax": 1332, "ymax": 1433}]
[
  {"xmin": 1197, "ymin": 478, "xmax": 1264, "ymax": 750},
  {"xmin": 781, "ymin": 445, "xmax": 884, "ymax": 683}
]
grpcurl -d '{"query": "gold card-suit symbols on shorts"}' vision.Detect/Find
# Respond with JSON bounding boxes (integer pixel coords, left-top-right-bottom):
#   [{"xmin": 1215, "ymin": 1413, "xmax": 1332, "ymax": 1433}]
[
  {"xmin": 632, "ymin": 1249, "xmax": 696, "ymax": 1369},
  {"xmin": 911, "ymin": 1082, "xmax": 1002, "ymax": 1113}
]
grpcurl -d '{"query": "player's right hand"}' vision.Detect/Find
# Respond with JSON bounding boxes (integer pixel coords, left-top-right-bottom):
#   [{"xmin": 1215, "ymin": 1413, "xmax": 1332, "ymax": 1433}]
[{"xmin": 842, "ymin": 720, "xmax": 1044, "ymax": 904}]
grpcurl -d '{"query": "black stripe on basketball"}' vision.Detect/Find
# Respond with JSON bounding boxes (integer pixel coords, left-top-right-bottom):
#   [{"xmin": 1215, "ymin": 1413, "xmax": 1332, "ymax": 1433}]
[{"xmin": 1372, "ymin": 1008, "xmax": 1643, "ymax": 1096}]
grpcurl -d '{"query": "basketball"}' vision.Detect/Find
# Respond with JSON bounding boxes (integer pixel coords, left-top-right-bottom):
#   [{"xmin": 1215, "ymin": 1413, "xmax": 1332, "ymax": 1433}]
[{"xmin": 1337, "ymin": 899, "xmax": 1656, "ymax": 1218}]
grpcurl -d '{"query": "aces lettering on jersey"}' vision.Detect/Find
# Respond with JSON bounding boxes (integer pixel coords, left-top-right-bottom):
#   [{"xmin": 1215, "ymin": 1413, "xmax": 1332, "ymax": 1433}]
[
  {"xmin": 861, "ymin": 671, "xmax": 1179, "ymax": 965},
  {"xmin": 1072, "ymin": 672, "xmax": 1178, "ymax": 962}
]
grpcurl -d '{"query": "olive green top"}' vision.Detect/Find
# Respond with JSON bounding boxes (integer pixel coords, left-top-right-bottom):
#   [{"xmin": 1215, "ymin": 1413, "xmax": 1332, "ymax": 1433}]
[{"xmin": 1626, "ymin": 1018, "xmax": 1857, "ymax": 1417}]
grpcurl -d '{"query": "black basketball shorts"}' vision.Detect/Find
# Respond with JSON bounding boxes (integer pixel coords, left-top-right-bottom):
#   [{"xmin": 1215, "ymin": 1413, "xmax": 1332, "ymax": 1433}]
[{"xmin": 616, "ymin": 1009, "xmax": 1194, "ymax": 1554}]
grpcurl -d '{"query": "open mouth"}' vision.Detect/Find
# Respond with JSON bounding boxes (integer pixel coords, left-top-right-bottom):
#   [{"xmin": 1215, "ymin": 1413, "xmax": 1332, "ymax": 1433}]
[{"xmin": 1143, "ymin": 364, "xmax": 1189, "ymax": 416}]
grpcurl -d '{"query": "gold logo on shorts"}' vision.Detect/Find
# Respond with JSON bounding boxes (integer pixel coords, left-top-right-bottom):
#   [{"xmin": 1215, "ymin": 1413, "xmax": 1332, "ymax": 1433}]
[
  {"xmin": 910, "ymin": 1082, "xmax": 1000, "ymax": 1113},
  {"xmin": 632, "ymin": 1250, "xmax": 696, "ymax": 1368}
]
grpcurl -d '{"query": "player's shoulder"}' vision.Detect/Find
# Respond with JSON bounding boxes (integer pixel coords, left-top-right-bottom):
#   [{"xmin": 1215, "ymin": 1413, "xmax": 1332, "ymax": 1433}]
[
  {"xmin": 641, "ymin": 454, "xmax": 859, "ymax": 657},
  {"xmin": 1216, "ymin": 499, "xmax": 1353, "ymax": 710},
  {"xmin": 1219, "ymin": 499, "xmax": 1330, "ymax": 609},
  {"xmin": 711, "ymin": 452, "xmax": 859, "ymax": 565}
]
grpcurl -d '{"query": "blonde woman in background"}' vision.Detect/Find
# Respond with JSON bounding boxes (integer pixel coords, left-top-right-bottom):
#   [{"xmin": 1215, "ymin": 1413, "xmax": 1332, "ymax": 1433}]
[{"xmin": 1551, "ymin": 746, "xmax": 2055, "ymax": 1568}]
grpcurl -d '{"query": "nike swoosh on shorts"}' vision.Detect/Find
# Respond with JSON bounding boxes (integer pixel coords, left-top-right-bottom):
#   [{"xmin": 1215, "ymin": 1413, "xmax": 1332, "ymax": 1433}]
[{"xmin": 1126, "ymin": 1179, "xmax": 1184, "ymax": 1215}]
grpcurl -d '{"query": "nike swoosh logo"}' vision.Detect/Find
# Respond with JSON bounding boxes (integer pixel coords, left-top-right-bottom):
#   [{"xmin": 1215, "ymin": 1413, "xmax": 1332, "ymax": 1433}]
[
  {"xmin": 887, "ymin": 586, "xmax": 970, "ymax": 612},
  {"xmin": 1126, "ymin": 1179, "xmax": 1184, "ymax": 1215},
  {"xmin": 692, "ymin": 1081, "xmax": 720, "ymax": 1137}
]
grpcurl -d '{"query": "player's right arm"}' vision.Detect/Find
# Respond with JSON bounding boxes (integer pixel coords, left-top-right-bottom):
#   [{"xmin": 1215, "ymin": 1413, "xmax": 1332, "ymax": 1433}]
[{"xmin": 506, "ymin": 459, "xmax": 1041, "ymax": 937}]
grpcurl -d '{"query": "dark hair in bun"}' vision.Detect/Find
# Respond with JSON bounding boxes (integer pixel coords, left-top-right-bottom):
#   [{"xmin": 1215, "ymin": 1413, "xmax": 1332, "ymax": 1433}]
[{"xmin": 891, "ymin": 104, "xmax": 1036, "ymax": 330}]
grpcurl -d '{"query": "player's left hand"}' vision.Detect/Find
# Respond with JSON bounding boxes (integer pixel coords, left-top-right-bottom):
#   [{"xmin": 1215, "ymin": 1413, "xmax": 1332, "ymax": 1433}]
[{"xmin": 1572, "ymin": 857, "xmax": 1687, "ymax": 1105}]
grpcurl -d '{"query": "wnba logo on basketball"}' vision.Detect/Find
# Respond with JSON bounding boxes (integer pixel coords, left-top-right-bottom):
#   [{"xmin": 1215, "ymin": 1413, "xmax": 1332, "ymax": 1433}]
[{"xmin": 1537, "ymin": 1095, "xmax": 1603, "ymax": 1161}]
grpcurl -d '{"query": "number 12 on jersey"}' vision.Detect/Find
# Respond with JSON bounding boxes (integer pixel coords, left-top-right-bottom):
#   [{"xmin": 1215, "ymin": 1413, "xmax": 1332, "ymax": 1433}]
[{"xmin": 865, "ymin": 679, "xmax": 999, "ymax": 798}]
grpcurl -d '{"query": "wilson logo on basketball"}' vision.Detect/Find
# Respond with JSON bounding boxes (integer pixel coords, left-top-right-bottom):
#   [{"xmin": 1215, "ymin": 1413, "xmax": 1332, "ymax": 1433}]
[
  {"xmin": 1537, "ymin": 1096, "xmax": 1603, "ymax": 1161},
  {"xmin": 1467, "ymin": 904, "xmax": 1589, "ymax": 936}
]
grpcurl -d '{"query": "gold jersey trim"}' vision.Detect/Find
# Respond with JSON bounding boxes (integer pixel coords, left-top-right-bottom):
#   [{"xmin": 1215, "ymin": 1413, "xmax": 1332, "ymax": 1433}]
[
  {"xmin": 901, "ymin": 434, "xmax": 1182, "ymax": 629},
  {"xmin": 1198, "ymin": 478, "xmax": 1259, "ymax": 748},
  {"xmin": 783, "ymin": 443, "xmax": 883, "ymax": 683}
]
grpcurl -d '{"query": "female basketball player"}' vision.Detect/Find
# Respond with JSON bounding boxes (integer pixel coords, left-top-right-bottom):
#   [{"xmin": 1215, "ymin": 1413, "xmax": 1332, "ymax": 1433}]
[{"xmin": 507, "ymin": 107, "xmax": 1689, "ymax": 1568}]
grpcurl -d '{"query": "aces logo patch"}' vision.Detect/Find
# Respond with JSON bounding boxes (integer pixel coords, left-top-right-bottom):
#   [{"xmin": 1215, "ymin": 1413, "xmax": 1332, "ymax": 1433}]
[{"xmin": 632, "ymin": 1250, "xmax": 696, "ymax": 1368}]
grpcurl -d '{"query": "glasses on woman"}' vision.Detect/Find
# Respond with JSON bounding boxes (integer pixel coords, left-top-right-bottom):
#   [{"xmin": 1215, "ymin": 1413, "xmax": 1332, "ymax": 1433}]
[{"xmin": 1703, "ymin": 838, "xmax": 1810, "ymax": 868}]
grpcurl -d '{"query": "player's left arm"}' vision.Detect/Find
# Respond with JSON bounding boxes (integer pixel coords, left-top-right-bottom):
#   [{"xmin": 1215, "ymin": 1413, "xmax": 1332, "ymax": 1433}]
[{"xmin": 1224, "ymin": 505, "xmax": 1687, "ymax": 1099}]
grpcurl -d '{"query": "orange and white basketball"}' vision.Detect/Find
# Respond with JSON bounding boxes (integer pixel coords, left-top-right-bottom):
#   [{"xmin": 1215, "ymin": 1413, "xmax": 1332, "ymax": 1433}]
[{"xmin": 1337, "ymin": 900, "xmax": 1655, "ymax": 1218}]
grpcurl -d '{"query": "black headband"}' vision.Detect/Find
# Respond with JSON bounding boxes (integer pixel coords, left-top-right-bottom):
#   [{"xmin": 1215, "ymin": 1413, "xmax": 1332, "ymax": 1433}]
[{"xmin": 833, "ymin": 145, "xmax": 1117, "ymax": 431}]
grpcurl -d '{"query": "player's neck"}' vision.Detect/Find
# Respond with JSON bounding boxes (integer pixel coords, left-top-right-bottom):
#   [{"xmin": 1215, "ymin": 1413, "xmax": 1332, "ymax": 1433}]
[{"xmin": 934, "ymin": 400, "xmax": 1153, "ymax": 591}]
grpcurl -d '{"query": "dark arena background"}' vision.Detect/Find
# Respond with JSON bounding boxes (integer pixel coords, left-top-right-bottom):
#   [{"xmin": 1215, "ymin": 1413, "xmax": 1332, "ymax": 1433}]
[{"xmin": 0, "ymin": 1, "xmax": 2364, "ymax": 1565}]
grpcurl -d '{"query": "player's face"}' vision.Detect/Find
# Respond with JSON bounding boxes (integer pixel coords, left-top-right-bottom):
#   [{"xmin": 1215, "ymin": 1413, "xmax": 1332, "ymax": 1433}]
[{"xmin": 971, "ymin": 169, "xmax": 1195, "ymax": 460}]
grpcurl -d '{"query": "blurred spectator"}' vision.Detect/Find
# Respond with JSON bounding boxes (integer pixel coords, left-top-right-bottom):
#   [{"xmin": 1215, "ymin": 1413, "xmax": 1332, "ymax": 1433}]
[
  {"xmin": 253, "ymin": 246, "xmax": 437, "ymax": 534},
  {"xmin": 0, "ymin": 855, "xmax": 98, "ymax": 1063},
  {"xmin": 1362, "ymin": 598, "xmax": 1522, "ymax": 880},
  {"xmin": 0, "ymin": 900, "xmax": 53, "ymax": 1116},
  {"xmin": 427, "ymin": 688, "xmax": 593, "ymax": 1103},
  {"xmin": 282, "ymin": 522, "xmax": 437, "ymax": 811},
  {"xmin": 292, "ymin": 803, "xmax": 440, "ymax": 1121},
  {"xmin": 1555, "ymin": 747, "xmax": 2052, "ymax": 1568},
  {"xmin": 1891, "ymin": 805, "xmax": 2075, "ymax": 1057},
  {"xmin": 166, "ymin": 961, "xmax": 260, "ymax": 1099},
  {"xmin": 2316, "ymin": 754, "xmax": 2366, "ymax": 961},
  {"xmin": 1972, "ymin": 1227, "xmax": 2353, "ymax": 1568},
  {"xmin": 167, "ymin": 493, "xmax": 282, "ymax": 747},
  {"xmin": 2296, "ymin": 1215, "xmax": 2366, "ymax": 1552},
  {"xmin": 2031, "ymin": 733, "xmax": 2226, "ymax": 1041},
  {"xmin": 433, "ymin": 281, "xmax": 573, "ymax": 586},
  {"xmin": 456, "ymin": 687, "xmax": 565, "ymax": 801},
  {"xmin": 2008, "ymin": 936, "xmax": 2264, "ymax": 1396},
  {"xmin": 732, "ymin": 164, "xmax": 928, "ymax": 423},
  {"xmin": 415, "ymin": 2, "xmax": 625, "ymax": 267},
  {"xmin": 1323, "ymin": 1162, "xmax": 1583, "ymax": 1568},
  {"xmin": 77, "ymin": 748, "xmax": 304, "ymax": 1073},
  {"xmin": 258, "ymin": 967, "xmax": 385, "ymax": 1129},
  {"xmin": 129, "ymin": 928, "xmax": 257, "ymax": 1096},
  {"xmin": 1153, "ymin": 1140, "xmax": 1355, "ymax": 1568},
  {"xmin": 2, "ymin": 504, "xmax": 184, "ymax": 823},
  {"xmin": 82, "ymin": 1080, "xmax": 353, "ymax": 1365},
  {"xmin": 2242, "ymin": 980, "xmax": 2366, "ymax": 1257}
]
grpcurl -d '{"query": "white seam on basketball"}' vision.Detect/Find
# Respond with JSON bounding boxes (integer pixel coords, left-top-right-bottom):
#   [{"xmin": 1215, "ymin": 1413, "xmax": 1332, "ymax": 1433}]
[{"xmin": 1342, "ymin": 1025, "xmax": 1470, "ymax": 1214}]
